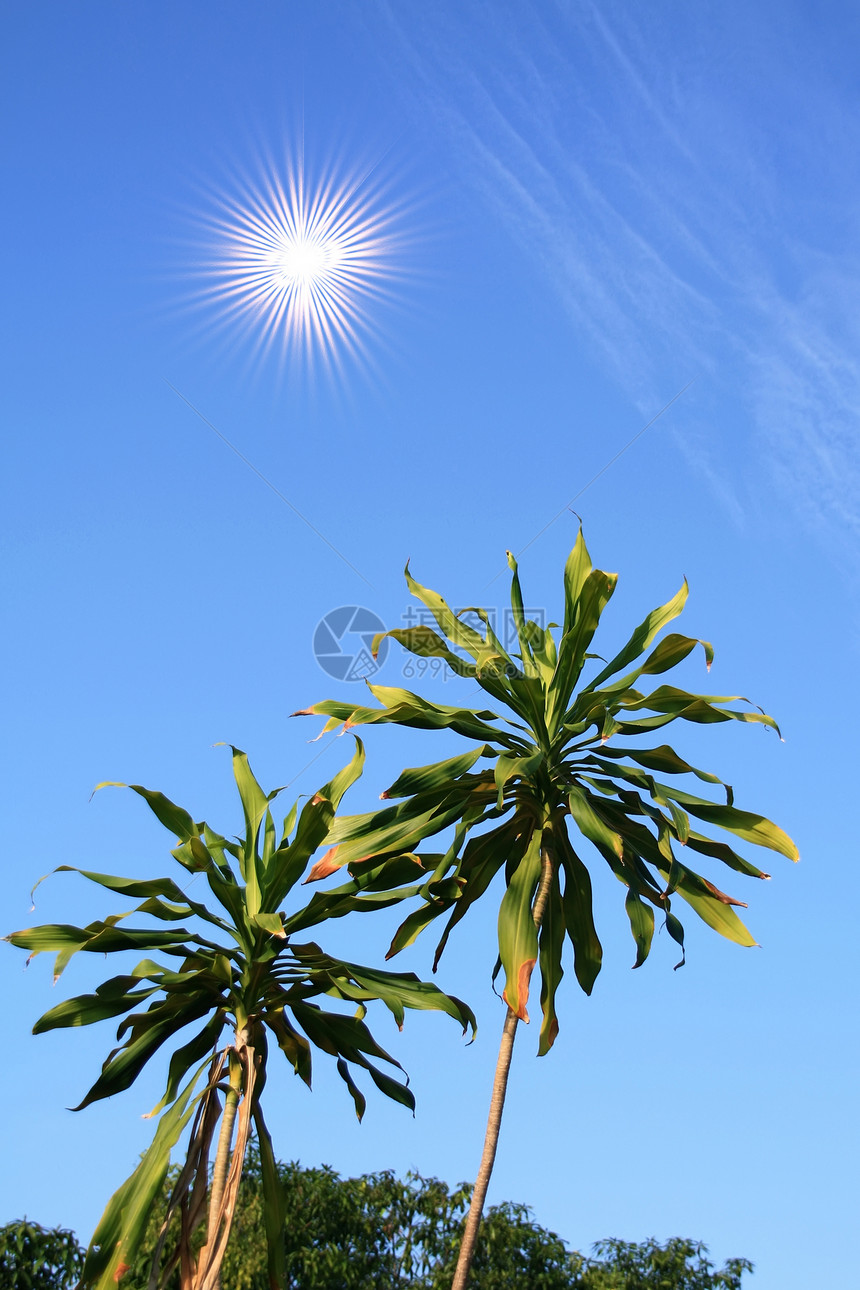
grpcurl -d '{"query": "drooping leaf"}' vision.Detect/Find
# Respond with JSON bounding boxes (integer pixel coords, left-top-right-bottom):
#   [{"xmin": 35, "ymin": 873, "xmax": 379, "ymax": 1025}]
[
  {"xmin": 79, "ymin": 1059, "xmax": 210, "ymax": 1290},
  {"xmin": 536, "ymin": 876, "xmax": 565, "ymax": 1055},
  {"xmin": 497, "ymin": 830, "xmax": 543, "ymax": 1021},
  {"xmin": 72, "ymin": 995, "xmax": 213, "ymax": 1110},
  {"xmin": 32, "ymin": 984, "xmax": 160, "ymax": 1034},
  {"xmin": 624, "ymin": 888, "xmax": 656, "ymax": 968},
  {"xmin": 551, "ymin": 826, "xmax": 603, "ymax": 996},
  {"xmin": 100, "ymin": 783, "xmax": 199, "ymax": 843}
]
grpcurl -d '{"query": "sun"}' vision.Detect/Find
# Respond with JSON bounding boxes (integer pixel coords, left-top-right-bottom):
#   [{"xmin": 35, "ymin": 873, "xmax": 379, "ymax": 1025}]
[{"xmin": 183, "ymin": 143, "xmax": 413, "ymax": 380}]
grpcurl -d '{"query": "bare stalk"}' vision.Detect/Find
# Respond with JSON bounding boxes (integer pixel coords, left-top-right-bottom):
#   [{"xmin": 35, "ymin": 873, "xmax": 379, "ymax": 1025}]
[
  {"xmin": 207, "ymin": 1062, "xmax": 240, "ymax": 1243},
  {"xmin": 196, "ymin": 1040, "xmax": 243, "ymax": 1290},
  {"xmin": 450, "ymin": 848, "xmax": 554, "ymax": 1290}
]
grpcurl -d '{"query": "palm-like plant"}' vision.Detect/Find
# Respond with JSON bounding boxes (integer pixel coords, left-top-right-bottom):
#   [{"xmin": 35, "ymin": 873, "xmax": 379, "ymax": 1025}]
[
  {"xmin": 296, "ymin": 532, "xmax": 797, "ymax": 1289},
  {"xmin": 6, "ymin": 743, "xmax": 475, "ymax": 1290}
]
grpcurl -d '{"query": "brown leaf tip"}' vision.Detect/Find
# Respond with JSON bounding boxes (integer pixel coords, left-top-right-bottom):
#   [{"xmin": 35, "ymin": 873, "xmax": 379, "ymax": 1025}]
[
  {"xmin": 303, "ymin": 846, "xmax": 341, "ymax": 884},
  {"xmin": 503, "ymin": 958, "xmax": 535, "ymax": 1023}
]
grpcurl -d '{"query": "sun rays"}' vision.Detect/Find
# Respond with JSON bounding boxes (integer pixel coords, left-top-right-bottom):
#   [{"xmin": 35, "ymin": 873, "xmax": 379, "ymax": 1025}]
[{"xmin": 183, "ymin": 143, "xmax": 414, "ymax": 382}]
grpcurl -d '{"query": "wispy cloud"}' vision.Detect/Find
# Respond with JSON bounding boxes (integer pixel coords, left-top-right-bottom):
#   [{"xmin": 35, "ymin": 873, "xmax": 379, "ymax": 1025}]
[{"xmin": 378, "ymin": 0, "xmax": 860, "ymax": 553}]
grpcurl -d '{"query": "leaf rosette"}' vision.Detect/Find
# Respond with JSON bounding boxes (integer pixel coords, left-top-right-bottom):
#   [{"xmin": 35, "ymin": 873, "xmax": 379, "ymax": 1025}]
[{"xmin": 297, "ymin": 532, "xmax": 798, "ymax": 1056}]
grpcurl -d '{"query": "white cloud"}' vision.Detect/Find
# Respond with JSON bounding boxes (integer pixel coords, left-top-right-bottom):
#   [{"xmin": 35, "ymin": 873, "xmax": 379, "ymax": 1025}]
[{"xmin": 377, "ymin": 0, "xmax": 860, "ymax": 552}]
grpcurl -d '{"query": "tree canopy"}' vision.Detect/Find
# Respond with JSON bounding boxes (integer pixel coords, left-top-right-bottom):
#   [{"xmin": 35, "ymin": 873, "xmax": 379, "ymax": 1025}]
[
  {"xmin": 0, "ymin": 1219, "xmax": 84, "ymax": 1290},
  {"xmin": 106, "ymin": 1149, "xmax": 751, "ymax": 1290}
]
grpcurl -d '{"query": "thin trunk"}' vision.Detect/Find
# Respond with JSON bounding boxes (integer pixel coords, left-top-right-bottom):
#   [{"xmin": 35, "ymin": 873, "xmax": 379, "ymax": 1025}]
[
  {"xmin": 201, "ymin": 1048, "xmax": 242, "ymax": 1290},
  {"xmin": 195, "ymin": 1031, "xmax": 258, "ymax": 1290},
  {"xmin": 208, "ymin": 1075, "xmax": 240, "ymax": 1242},
  {"xmin": 155, "ymin": 1052, "xmax": 225, "ymax": 1290},
  {"xmin": 450, "ymin": 847, "xmax": 554, "ymax": 1290}
]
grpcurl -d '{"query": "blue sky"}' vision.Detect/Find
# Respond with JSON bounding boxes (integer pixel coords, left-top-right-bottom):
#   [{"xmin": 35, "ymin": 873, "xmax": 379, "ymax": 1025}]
[{"xmin": 2, "ymin": 4, "xmax": 857, "ymax": 1287}]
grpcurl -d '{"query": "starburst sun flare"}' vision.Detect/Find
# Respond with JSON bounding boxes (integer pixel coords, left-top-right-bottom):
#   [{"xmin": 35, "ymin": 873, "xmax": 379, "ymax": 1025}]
[{"xmin": 186, "ymin": 146, "xmax": 413, "ymax": 378}]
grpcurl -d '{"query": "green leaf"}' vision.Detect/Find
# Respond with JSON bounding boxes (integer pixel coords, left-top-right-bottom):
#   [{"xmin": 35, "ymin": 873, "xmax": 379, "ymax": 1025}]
[
  {"xmin": 80, "ymin": 1058, "xmax": 210, "ymax": 1290},
  {"xmin": 658, "ymin": 861, "xmax": 758, "ymax": 947},
  {"xmin": 624, "ymin": 888, "xmax": 655, "ymax": 968},
  {"xmin": 561, "ymin": 529, "xmax": 593, "ymax": 636},
  {"xmin": 371, "ymin": 626, "xmax": 476, "ymax": 678},
  {"xmin": 335, "ymin": 1056, "xmax": 367, "ymax": 1120},
  {"xmin": 665, "ymin": 910, "xmax": 686, "ymax": 969},
  {"xmin": 263, "ymin": 738, "xmax": 366, "ymax": 903},
  {"xmin": 494, "ymin": 749, "xmax": 543, "ymax": 810},
  {"xmin": 282, "ymin": 879, "xmax": 425, "ymax": 938},
  {"xmin": 550, "ymin": 569, "xmax": 618, "ymax": 730},
  {"xmin": 102, "ymin": 783, "xmax": 199, "ymax": 843},
  {"xmin": 432, "ymin": 820, "xmax": 523, "ymax": 970},
  {"xmin": 567, "ymin": 783, "xmax": 623, "ymax": 858},
  {"xmin": 402, "ymin": 563, "xmax": 486, "ymax": 659},
  {"xmin": 537, "ymin": 876, "xmax": 565, "ymax": 1055},
  {"xmin": 48, "ymin": 867, "xmax": 229, "ymax": 930},
  {"xmin": 382, "ymin": 746, "xmax": 490, "ymax": 799},
  {"xmin": 307, "ymin": 790, "xmax": 479, "ymax": 881},
  {"xmin": 640, "ymin": 632, "xmax": 714, "ymax": 675},
  {"xmin": 595, "ymin": 743, "xmax": 728, "ymax": 793},
  {"xmin": 32, "ymin": 985, "xmax": 160, "ymax": 1034},
  {"xmin": 664, "ymin": 798, "xmax": 798, "ymax": 860},
  {"xmin": 290, "ymin": 1003, "xmax": 415, "ymax": 1114},
  {"xmin": 386, "ymin": 900, "xmax": 452, "ymax": 958},
  {"xmin": 684, "ymin": 829, "xmax": 770, "ymax": 880},
  {"xmin": 264, "ymin": 1011, "xmax": 313, "ymax": 1087},
  {"xmin": 72, "ymin": 996, "xmax": 212, "ymax": 1110},
  {"xmin": 551, "ymin": 826, "xmax": 603, "ymax": 996},
  {"xmin": 228, "ymin": 746, "xmax": 276, "ymax": 912},
  {"xmin": 252, "ymin": 1103, "xmax": 288, "ymax": 1290},
  {"xmin": 505, "ymin": 551, "xmax": 540, "ymax": 680},
  {"xmin": 300, "ymin": 687, "xmax": 526, "ymax": 750},
  {"xmin": 497, "ymin": 829, "xmax": 542, "ymax": 1021},
  {"xmin": 150, "ymin": 1009, "xmax": 226, "ymax": 1115},
  {"xmin": 253, "ymin": 911, "xmax": 287, "ymax": 938},
  {"xmin": 585, "ymin": 582, "xmax": 689, "ymax": 691},
  {"xmin": 326, "ymin": 961, "xmax": 477, "ymax": 1039}
]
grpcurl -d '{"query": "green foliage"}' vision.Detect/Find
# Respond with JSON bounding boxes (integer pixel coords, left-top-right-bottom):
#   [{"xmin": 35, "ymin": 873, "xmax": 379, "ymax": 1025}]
[
  {"xmin": 0, "ymin": 1219, "xmax": 84, "ymax": 1290},
  {"xmin": 299, "ymin": 533, "xmax": 797, "ymax": 1049},
  {"xmin": 5, "ymin": 746, "xmax": 474, "ymax": 1290},
  {"xmin": 582, "ymin": 1238, "xmax": 752, "ymax": 1290},
  {"xmin": 120, "ymin": 1152, "xmax": 751, "ymax": 1290}
]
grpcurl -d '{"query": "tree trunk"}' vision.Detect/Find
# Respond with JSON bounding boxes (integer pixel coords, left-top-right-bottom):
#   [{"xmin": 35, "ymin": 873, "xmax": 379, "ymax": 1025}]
[
  {"xmin": 450, "ymin": 848, "xmax": 554, "ymax": 1290},
  {"xmin": 201, "ymin": 1050, "xmax": 241, "ymax": 1290}
]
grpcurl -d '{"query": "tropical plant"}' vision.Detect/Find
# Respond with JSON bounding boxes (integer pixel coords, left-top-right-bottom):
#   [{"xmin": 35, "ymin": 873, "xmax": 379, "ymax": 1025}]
[
  {"xmin": 5, "ymin": 744, "xmax": 475, "ymax": 1290},
  {"xmin": 0, "ymin": 1218, "xmax": 84, "ymax": 1290},
  {"xmin": 296, "ymin": 531, "xmax": 797, "ymax": 1288},
  {"xmin": 122, "ymin": 1151, "xmax": 753, "ymax": 1290}
]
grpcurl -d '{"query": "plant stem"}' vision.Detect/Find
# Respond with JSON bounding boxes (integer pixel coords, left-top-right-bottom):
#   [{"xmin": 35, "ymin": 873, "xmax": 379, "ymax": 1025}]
[
  {"xmin": 450, "ymin": 848, "xmax": 554, "ymax": 1290},
  {"xmin": 204, "ymin": 1050, "xmax": 241, "ymax": 1290}
]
